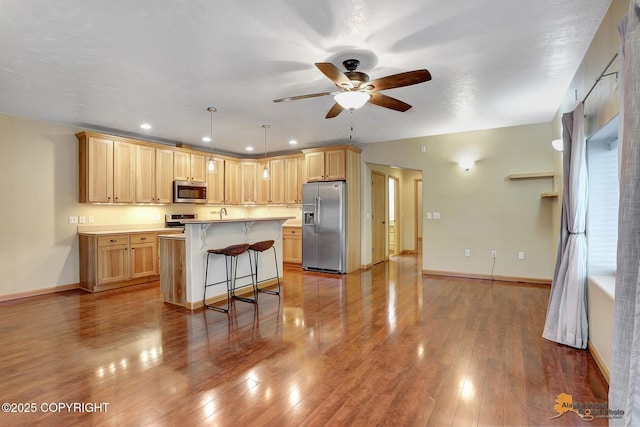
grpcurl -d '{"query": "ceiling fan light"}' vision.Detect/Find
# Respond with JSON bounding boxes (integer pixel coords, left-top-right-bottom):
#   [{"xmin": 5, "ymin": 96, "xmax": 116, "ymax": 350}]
[{"xmin": 334, "ymin": 92, "xmax": 371, "ymax": 110}]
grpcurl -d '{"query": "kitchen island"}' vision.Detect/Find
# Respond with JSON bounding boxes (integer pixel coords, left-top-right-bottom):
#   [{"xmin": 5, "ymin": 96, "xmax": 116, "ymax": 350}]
[{"xmin": 159, "ymin": 217, "xmax": 294, "ymax": 309}]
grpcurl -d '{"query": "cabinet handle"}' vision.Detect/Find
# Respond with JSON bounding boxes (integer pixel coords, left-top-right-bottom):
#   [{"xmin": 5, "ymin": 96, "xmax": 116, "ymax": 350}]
[
  {"xmin": 109, "ymin": 239, "xmax": 117, "ymax": 243},
  {"xmin": 140, "ymin": 237, "xmax": 147, "ymax": 240}
]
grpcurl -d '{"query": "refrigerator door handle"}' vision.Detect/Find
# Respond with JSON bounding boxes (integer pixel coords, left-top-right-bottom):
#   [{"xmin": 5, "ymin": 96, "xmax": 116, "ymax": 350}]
[{"xmin": 315, "ymin": 196, "xmax": 320, "ymax": 233}]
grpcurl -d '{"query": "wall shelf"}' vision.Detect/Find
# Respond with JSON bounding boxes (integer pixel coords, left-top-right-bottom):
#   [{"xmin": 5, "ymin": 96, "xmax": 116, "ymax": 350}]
[{"xmin": 507, "ymin": 172, "xmax": 555, "ymax": 180}]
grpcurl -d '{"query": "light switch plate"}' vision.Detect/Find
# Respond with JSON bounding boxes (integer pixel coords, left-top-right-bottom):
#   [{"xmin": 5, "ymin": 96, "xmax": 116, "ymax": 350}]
[
  {"xmin": 518, "ymin": 251, "xmax": 525, "ymax": 260},
  {"xmin": 88, "ymin": 216, "xmax": 94, "ymax": 224},
  {"xmin": 68, "ymin": 216, "xmax": 78, "ymax": 224},
  {"xmin": 426, "ymin": 212, "xmax": 432, "ymax": 220},
  {"xmin": 78, "ymin": 216, "xmax": 85, "ymax": 224},
  {"xmin": 433, "ymin": 212, "xmax": 440, "ymax": 220}
]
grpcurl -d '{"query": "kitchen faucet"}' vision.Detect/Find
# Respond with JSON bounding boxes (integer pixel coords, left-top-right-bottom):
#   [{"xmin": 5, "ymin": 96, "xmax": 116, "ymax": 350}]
[{"xmin": 219, "ymin": 207, "xmax": 228, "ymax": 220}]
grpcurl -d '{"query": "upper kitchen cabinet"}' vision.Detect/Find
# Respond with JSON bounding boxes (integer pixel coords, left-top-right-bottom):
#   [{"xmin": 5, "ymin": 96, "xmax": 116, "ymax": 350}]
[
  {"xmin": 224, "ymin": 159, "xmax": 241, "ymax": 205},
  {"xmin": 285, "ymin": 155, "xmax": 305, "ymax": 204},
  {"xmin": 135, "ymin": 146, "xmax": 174, "ymax": 203},
  {"xmin": 258, "ymin": 158, "xmax": 286, "ymax": 204},
  {"xmin": 241, "ymin": 161, "xmax": 258, "ymax": 204},
  {"xmin": 78, "ymin": 132, "xmax": 136, "ymax": 203},
  {"xmin": 303, "ymin": 146, "xmax": 361, "ymax": 182},
  {"xmin": 206, "ymin": 158, "xmax": 225, "ymax": 204},
  {"xmin": 174, "ymin": 151, "xmax": 206, "ymax": 182}
]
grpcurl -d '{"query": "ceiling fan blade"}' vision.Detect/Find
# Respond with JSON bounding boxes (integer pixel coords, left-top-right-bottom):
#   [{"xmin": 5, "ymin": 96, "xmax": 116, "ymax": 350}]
[
  {"xmin": 325, "ymin": 103, "xmax": 344, "ymax": 119},
  {"xmin": 368, "ymin": 92, "xmax": 412, "ymax": 112},
  {"xmin": 367, "ymin": 69, "xmax": 431, "ymax": 91},
  {"xmin": 273, "ymin": 92, "xmax": 333, "ymax": 103},
  {"xmin": 315, "ymin": 63, "xmax": 353, "ymax": 89}
]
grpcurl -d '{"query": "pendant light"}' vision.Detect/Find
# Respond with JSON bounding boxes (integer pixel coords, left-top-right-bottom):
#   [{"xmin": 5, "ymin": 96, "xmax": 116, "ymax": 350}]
[
  {"xmin": 261, "ymin": 124, "xmax": 270, "ymax": 180},
  {"xmin": 206, "ymin": 107, "xmax": 217, "ymax": 173}
]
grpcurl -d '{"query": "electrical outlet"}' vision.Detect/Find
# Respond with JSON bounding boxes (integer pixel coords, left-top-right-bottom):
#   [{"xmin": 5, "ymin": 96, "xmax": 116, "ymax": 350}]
[
  {"xmin": 78, "ymin": 216, "xmax": 85, "ymax": 224},
  {"xmin": 464, "ymin": 249, "xmax": 471, "ymax": 257},
  {"xmin": 518, "ymin": 251, "xmax": 525, "ymax": 260},
  {"xmin": 426, "ymin": 212, "xmax": 432, "ymax": 220},
  {"xmin": 491, "ymin": 250, "xmax": 497, "ymax": 258},
  {"xmin": 68, "ymin": 216, "xmax": 78, "ymax": 224},
  {"xmin": 433, "ymin": 212, "xmax": 440, "ymax": 220},
  {"xmin": 88, "ymin": 216, "xmax": 94, "ymax": 224}
]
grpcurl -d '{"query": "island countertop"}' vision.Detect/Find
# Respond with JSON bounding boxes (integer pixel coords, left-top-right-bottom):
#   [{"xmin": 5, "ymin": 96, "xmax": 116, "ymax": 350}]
[{"xmin": 179, "ymin": 216, "xmax": 295, "ymax": 225}]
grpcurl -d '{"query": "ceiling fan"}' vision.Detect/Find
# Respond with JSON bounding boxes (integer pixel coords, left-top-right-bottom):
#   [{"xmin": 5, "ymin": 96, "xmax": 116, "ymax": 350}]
[{"xmin": 273, "ymin": 59, "xmax": 431, "ymax": 119}]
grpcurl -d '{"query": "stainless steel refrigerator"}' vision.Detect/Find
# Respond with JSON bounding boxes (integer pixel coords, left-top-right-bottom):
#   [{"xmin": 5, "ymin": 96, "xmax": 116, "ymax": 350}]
[{"xmin": 302, "ymin": 181, "xmax": 347, "ymax": 274}]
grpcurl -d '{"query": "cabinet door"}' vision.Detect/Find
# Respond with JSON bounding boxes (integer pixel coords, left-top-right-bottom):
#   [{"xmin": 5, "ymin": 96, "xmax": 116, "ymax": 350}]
[
  {"xmin": 113, "ymin": 141, "xmax": 136, "ymax": 203},
  {"xmin": 130, "ymin": 242, "xmax": 158, "ymax": 278},
  {"xmin": 257, "ymin": 160, "xmax": 270, "ymax": 205},
  {"xmin": 324, "ymin": 149, "xmax": 346, "ymax": 180},
  {"xmin": 190, "ymin": 153, "xmax": 206, "ymax": 182},
  {"xmin": 305, "ymin": 151, "xmax": 325, "ymax": 182},
  {"xmin": 224, "ymin": 159, "xmax": 241, "ymax": 204},
  {"xmin": 155, "ymin": 148, "xmax": 174, "ymax": 203},
  {"xmin": 283, "ymin": 228, "xmax": 302, "ymax": 264},
  {"xmin": 97, "ymin": 244, "xmax": 129, "ymax": 285},
  {"xmin": 285, "ymin": 157, "xmax": 303, "ymax": 204},
  {"xmin": 173, "ymin": 151, "xmax": 190, "ymax": 181},
  {"xmin": 87, "ymin": 137, "xmax": 113, "ymax": 202},
  {"xmin": 136, "ymin": 145, "xmax": 156, "ymax": 203},
  {"xmin": 241, "ymin": 161, "xmax": 258, "ymax": 204},
  {"xmin": 269, "ymin": 158, "xmax": 286, "ymax": 204},
  {"xmin": 206, "ymin": 158, "xmax": 225, "ymax": 204},
  {"xmin": 296, "ymin": 156, "xmax": 305, "ymax": 203}
]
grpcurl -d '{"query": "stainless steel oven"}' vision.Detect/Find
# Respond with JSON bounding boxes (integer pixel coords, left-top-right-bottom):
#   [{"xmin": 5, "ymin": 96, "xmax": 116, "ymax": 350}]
[
  {"xmin": 166, "ymin": 213, "xmax": 197, "ymax": 230},
  {"xmin": 173, "ymin": 180, "xmax": 207, "ymax": 204}
]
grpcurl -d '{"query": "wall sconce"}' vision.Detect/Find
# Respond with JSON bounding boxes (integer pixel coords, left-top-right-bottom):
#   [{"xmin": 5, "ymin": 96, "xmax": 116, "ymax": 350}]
[
  {"xmin": 458, "ymin": 158, "xmax": 475, "ymax": 171},
  {"xmin": 551, "ymin": 139, "xmax": 563, "ymax": 151}
]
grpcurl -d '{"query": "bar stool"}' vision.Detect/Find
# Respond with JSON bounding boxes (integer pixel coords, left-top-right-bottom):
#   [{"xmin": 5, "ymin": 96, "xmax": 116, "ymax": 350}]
[
  {"xmin": 248, "ymin": 240, "xmax": 281, "ymax": 295},
  {"xmin": 203, "ymin": 243, "xmax": 255, "ymax": 312}
]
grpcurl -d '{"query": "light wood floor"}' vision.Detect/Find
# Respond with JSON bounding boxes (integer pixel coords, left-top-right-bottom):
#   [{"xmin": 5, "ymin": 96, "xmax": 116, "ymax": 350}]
[{"xmin": 0, "ymin": 254, "xmax": 608, "ymax": 426}]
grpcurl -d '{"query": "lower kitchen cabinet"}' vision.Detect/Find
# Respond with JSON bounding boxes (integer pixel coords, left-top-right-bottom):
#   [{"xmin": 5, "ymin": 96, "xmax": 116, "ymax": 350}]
[
  {"xmin": 80, "ymin": 231, "xmax": 173, "ymax": 292},
  {"xmin": 282, "ymin": 226, "xmax": 302, "ymax": 265}
]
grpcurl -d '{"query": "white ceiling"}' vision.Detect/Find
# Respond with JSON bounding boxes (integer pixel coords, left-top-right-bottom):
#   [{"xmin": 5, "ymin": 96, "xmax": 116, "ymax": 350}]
[{"xmin": 0, "ymin": 0, "xmax": 611, "ymax": 156}]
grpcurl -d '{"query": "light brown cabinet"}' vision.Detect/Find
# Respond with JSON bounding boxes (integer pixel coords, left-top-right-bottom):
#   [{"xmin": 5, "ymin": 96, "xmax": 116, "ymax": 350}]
[
  {"xmin": 206, "ymin": 158, "xmax": 225, "ymax": 204},
  {"xmin": 283, "ymin": 226, "xmax": 302, "ymax": 264},
  {"xmin": 285, "ymin": 155, "xmax": 304, "ymax": 204},
  {"xmin": 258, "ymin": 158, "xmax": 286, "ymax": 204},
  {"xmin": 78, "ymin": 134, "xmax": 135, "ymax": 203},
  {"xmin": 224, "ymin": 159, "xmax": 242, "ymax": 205},
  {"xmin": 303, "ymin": 148, "xmax": 346, "ymax": 182},
  {"xmin": 79, "ymin": 232, "xmax": 163, "ymax": 292},
  {"xmin": 136, "ymin": 146, "xmax": 174, "ymax": 203},
  {"xmin": 174, "ymin": 151, "xmax": 206, "ymax": 182},
  {"xmin": 241, "ymin": 161, "xmax": 258, "ymax": 204}
]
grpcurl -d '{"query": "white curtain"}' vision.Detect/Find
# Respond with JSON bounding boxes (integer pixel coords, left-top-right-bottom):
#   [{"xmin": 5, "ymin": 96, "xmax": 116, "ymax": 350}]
[
  {"xmin": 610, "ymin": 1, "xmax": 640, "ymax": 425},
  {"xmin": 542, "ymin": 102, "xmax": 589, "ymax": 349}
]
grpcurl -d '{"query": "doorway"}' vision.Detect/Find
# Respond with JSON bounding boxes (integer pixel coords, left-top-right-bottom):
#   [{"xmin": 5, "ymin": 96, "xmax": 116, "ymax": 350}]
[
  {"xmin": 388, "ymin": 176, "xmax": 399, "ymax": 256},
  {"xmin": 414, "ymin": 179, "xmax": 422, "ymax": 253},
  {"xmin": 371, "ymin": 171, "xmax": 386, "ymax": 265}
]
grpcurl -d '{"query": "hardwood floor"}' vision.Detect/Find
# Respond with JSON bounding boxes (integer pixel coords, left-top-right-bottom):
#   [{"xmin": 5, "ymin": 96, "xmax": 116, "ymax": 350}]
[{"xmin": 0, "ymin": 254, "xmax": 608, "ymax": 426}]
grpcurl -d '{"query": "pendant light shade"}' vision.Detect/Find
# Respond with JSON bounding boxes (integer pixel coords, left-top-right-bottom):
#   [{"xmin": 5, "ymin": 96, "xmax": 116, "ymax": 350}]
[
  {"xmin": 262, "ymin": 124, "xmax": 270, "ymax": 180},
  {"xmin": 207, "ymin": 107, "xmax": 217, "ymax": 174},
  {"xmin": 334, "ymin": 91, "xmax": 371, "ymax": 110}
]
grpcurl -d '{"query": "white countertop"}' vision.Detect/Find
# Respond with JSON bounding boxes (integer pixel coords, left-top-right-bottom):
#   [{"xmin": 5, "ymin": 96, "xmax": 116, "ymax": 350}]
[
  {"xmin": 158, "ymin": 233, "xmax": 185, "ymax": 240},
  {"xmin": 180, "ymin": 216, "xmax": 295, "ymax": 225},
  {"xmin": 78, "ymin": 227, "xmax": 181, "ymax": 236}
]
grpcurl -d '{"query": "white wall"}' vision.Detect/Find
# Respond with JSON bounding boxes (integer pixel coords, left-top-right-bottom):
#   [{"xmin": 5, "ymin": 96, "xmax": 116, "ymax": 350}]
[{"xmin": 362, "ymin": 123, "xmax": 556, "ymax": 281}]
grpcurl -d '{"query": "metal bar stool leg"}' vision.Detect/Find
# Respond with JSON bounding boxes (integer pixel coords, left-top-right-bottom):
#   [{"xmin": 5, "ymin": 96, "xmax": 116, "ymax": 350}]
[
  {"xmin": 248, "ymin": 240, "xmax": 281, "ymax": 295},
  {"xmin": 203, "ymin": 251, "xmax": 230, "ymax": 313},
  {"xmin": 232, "ymin": 250, "xmax": 258, "ymax": 304}
]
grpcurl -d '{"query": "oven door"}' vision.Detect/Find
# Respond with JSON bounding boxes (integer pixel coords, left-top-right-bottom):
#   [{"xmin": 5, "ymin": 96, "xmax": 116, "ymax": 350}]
[{"xmin": 173, "ymin": 181, "xmax": 207, "ymax": 204}]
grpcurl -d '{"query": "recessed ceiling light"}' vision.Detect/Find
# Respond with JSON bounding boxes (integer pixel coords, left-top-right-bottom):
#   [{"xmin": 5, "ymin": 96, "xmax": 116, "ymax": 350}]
[
  {"xmin": 140, "ymin": 123, "xmax": 152, "ymax": 130},
  {"xmin": 289, "ymin": 139, "xmax": 298, "ymax": 145},
  {"xmin": 246, "ymin": 146, "xmax": 254, "ymax": 151},
  {"xmin": 202, "ymin": 137, "xmax": 211, "ymax": 142}
]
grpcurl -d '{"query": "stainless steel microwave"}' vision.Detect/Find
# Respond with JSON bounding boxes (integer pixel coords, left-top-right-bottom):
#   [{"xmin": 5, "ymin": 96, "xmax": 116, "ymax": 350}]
[{"xmin": 173, "ymin": 180, "xmax": 207, "ymax": 204}]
